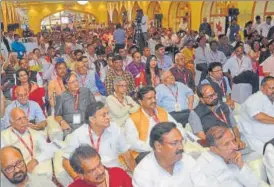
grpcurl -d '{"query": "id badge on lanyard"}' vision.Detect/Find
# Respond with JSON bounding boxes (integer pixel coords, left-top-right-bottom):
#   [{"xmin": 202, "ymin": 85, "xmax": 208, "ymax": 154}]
[
  {"xmin": 166, "ymin": 85, "xmax": 181, "ymax": 112},
  {"xmin": 175, "ymin": 103, "xmax": 181, "ymax": 112},
  {"xmin": 73, "ymin": 113, "xmax": 81, "ymax": 124}
]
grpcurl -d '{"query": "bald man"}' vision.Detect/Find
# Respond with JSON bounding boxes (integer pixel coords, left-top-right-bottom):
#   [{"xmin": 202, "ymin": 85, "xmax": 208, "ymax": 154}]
[
  {"xmin": 1, "ymin": 108, "xmax": 57, "ymax": 177},
  {"xmin": 1, "ymin": 146, "xmax": 56, "ymax": 187},
  {"xmin": 2, "ymin": 86, "xmax": 46, "ymax": 131}
]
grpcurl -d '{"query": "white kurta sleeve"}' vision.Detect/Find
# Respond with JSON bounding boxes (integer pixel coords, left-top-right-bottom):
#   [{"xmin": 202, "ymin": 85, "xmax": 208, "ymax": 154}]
[
  {"xmin": 237, "ymin": 164, "xmax": 267, "ymax": 187},
  {"xmin": 124, "ymin": 118, "xmax": 151, "ymax": 152},
  {"xmin": 116, "ymin": 127, "xmax": 131, "ymax": 154},
  {"xmin": 62, "ymin": 132, "xmax": 81, "ymax": 159},
  {"xmin": 245, "ymin": 96, "xmax": 263, "ymax": 117},
  {"xmin": 264, "ymin": 144, "xmax": 274, "ymax": 187},
  {"xmin": 223, "ymin": 59, "xmax": 231, "ymax": 73},
  {"xmin": 36, "ymin": 134, "xmax": 59, "ymax": 163},
  {"xmin": 133, "ymin": 167, "xmax": 154, "ymax": 187},
  {"xmin": 220, "ymin": 51, "xmax": 227, "ymax": 65}
]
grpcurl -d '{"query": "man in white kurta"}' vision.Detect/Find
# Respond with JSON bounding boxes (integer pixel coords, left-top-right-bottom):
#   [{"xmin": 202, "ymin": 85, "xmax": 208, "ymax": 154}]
[
  {"xmin": 1, "ymin": 108, "xmax": 57, "ymax": 177},
  {"xmin": 191, "ymin": 126, "xmax": 268, "ymax": 187},
  {"xmin": 133, "ymin": 122, "xmax": 198, "ymax": 187},
  {"xmin": 223, "ymin": 50, "xmax": 252, "ymax": 79},
  {"xmin": 194, "ymin": 36, "xmax": 210, "ymax": 85},
  {"xmin": 238, "ymin": 76, "xmax": 274, "ymax": 155}
]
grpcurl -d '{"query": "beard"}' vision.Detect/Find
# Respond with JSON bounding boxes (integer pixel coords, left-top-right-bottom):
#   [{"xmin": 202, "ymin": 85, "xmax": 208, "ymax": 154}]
[
  {"xmin": 3, "ymin": 170, "xmax": 27, "ymax": 184},
  {"xmin": 207, "ymin": 98, "xmax": 219, "ymax": 106}
]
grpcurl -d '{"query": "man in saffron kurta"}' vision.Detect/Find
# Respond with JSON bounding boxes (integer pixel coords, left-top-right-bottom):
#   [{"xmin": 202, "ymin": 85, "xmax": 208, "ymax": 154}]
[{"xmin": 124, "ymin": 87, "xmax": 186, "ymax": 159}]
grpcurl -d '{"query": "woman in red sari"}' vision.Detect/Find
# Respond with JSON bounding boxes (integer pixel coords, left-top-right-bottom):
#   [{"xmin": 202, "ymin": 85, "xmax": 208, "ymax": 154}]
[
  {"xmin": 12, "ymin": 68, "xmax": 45, "ymax": 110},
  {"xmin": 136, "ymin": 55, "xmax": 160, "ymax": 88}
]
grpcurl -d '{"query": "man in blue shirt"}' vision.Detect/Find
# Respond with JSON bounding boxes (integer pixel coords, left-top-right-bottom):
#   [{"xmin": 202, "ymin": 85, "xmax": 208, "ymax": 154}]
[
  {"xmin": 156, "ymin": 70, "xmax": 194, "ymax": 126},
  {"xmin": 113, "ymin": 23, "xmax": 126, "ymax": 53},
  {"xmin": 11, "ymin": 34, "xmax": 26, "ymax": 59},
  {"xmin": 2, "ymin": 86, "xmax": 46, "ymax": 131},
  {"xmin": 155, "ymin": 44, "xmax": 173, "ymax": 71}
]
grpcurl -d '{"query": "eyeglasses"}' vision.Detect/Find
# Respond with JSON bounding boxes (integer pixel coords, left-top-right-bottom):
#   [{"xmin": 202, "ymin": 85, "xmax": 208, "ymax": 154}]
[
  {"xmin": 203, "ymin": 92, "xmax": 217, "ymax": 100},
  {"xmin": 163, "ymin": 139, "xmax": 185, "ymax": 147},
  {"xmin": 3, "ymin": 160, "xmax": 25, "ymax": 173}
]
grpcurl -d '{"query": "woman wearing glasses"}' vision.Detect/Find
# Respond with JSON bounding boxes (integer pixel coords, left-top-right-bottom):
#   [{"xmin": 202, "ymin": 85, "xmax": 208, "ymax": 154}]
[{"xmin": 106, "ymin": 77, "xmax": 139, "ymax": 129}]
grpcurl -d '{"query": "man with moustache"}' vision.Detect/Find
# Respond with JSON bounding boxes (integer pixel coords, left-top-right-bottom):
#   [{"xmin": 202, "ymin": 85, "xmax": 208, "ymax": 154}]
[
  {"xmin": 124, "ymin": 87, "xmax": 187, "ymax": 161},
  {"xmin": 68, "ymin": 145, "xmax": 132, "ymax": 187},
  {"xmin": 190, "ymin": 84, "xmax": 245, "ymax": 150},
  {"xmin": 192, "ymin": 126, "xmax": 268, "ymax": 187},
  {"xmin": 1, "ymin": 108, "xmax": 57, "ymax": 177},
  {"xmin": 1, "ymin": 146, "xmax": 56, "ymax": 187},
  {"xmin": 223, "ymin": 44, "xmax": 259, "ymax": 95},
  {"xmin": 238, "ymin": 76, "xmax": 274, "ymax": 154},
  {"xmin": 156, "ymin": 70, "xmax": 194, "ymax": 126},
  {"xmin": 133, "ymin": 122, "xmax": 197, "ymax": 187},
  {"xmin": 201, "ymin": 62, "xmax": 235, "ymax": 109},
  {"xmin": 61, "ymin": 102, "xmax": 135, "ymax": 186}
]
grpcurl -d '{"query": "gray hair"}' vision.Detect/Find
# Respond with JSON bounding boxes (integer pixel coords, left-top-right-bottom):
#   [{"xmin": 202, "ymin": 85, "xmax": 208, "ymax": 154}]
[
  {"xmin": 206, "ymin": 126, "xmax": 229, "ymax": 146},
  {"xmin": 160, "ymin": 70, "xmax": 170, "ymax": 82},
  {"xmin": 69, "ymin": 145, "xmax": 100, "ymax": 174},
  {"xmin": 113, "ymin": 76, "xmax": 126, "ymax": 86}
]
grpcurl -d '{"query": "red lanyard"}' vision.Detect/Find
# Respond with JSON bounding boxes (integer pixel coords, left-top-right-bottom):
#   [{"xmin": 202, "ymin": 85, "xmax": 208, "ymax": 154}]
[
  {"xmin": 88, "ymin": 126, "xmax": 102, "ymax": 152},
  {"xmin": 166, "ymin": 85, "xmax": 178, "ymax": 102},
  {"xmin": 212, "ymin": 109, "xmax": 228, "ymax": 124},
  {"xmin": 12, "ymin": 129, "xmax": 34, "ymax": 158},
  {"xmin": 151, "ymin": 112, "xmax": 160, "ymax": 123},
  {"xmin": 177, "ymin": 69, "xmax": 188, "ymax": 84},
  {"xmin": 220, "ymin": 80, "xmax": 226, "ymax": 95},
  {"xmin": 80, "ymin": 75, "xmax": 87, "ymax": 87},
  {"xmin": 74, "ymin": 92, "xmax": 80, "ymax": 112},
  {"xmin": 57, "ymin": 78, "xmax": 65, "ymax": 92}
]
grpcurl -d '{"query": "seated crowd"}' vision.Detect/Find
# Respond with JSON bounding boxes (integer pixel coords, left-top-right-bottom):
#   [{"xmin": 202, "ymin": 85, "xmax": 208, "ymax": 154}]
[{"xmin": 1, "ymin": 17, "xmax": 274, "ymax": 187}]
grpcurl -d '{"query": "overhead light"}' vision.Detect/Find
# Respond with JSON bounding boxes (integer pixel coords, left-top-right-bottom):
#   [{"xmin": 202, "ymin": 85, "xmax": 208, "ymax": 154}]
[{"xmin": 77, "ymin": 1, "xmax": 88, "ymax": 5}]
